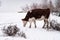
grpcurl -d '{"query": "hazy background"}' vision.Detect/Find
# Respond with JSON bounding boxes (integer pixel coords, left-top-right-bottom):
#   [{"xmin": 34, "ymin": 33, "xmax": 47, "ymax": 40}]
[
  {"xmin": 0, "ymin": 1, "xmax": 60, "ymax": 40},
  {"xmin": 0, "ymin": 0, "xmax": 59, "ymax": 13},
  {"xmin": 0, "ymin": 0, "xmax": 60, "ymax": 24}
]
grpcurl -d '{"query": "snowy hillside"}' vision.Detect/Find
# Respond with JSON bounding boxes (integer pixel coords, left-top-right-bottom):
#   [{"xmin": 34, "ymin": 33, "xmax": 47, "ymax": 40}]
[
  {"xmin": 0, "ymin": 12, "xmax": 60, "ymax": 40},
  {"xmin": 0, "ymin": 0, "xmax": 60, "ymax": 40}
]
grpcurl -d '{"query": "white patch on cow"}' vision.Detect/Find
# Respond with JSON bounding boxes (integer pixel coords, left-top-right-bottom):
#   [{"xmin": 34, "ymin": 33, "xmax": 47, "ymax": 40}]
[
  {"xmin": 29, "ymin": 17, "xmax": 35, "ymax": 22},
  {"xmin": 28, "ymin": 16, "xmax": 45, "ymax": 23},
  {"xmin": 37, "ymin": 16, "xmax": 45, "ymax": 20},
  {"xmin": 28, "ymin": 17, "xmax": 36, "ymax": 27}
]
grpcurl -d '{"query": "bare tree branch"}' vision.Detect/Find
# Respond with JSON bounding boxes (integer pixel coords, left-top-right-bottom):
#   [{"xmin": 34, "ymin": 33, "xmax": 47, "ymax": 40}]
[{"xmin": 18, "ymin": 1, "xmax": 60, "ymax": 13}]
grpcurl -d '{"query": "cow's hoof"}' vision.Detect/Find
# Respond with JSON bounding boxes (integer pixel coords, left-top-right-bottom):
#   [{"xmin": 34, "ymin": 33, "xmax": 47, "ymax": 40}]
[
  {"xmin": 47, "ymin": 26, "xmax": 51, "ymax": 29},
  {"xmin": 35, "ymin": 27, "xmax": 36, "ymax": 28},
  {"xmin": 35, "ymin": 26, "xmax": 36, "ymax": 28},
  {"xmin": 42, "ymin": 26, "xmax": 45, "ymax": 28},
  {"xmin": 42, "ymin": 27, "xmax": 47, "ymax": 29},
  {"xmin": 46, "ymin": 29, "xmax": 49, "ymax": 31},
  {"xmin": 23, "ymin": 25, "xmax": 26, "ymax": 27},
  {"xmin": 29, "ymin": 26, "xmax": 31, "ymax": 28},
  {"xmin": 29, "ymin": 27, "xmax": 31, "ymax": 28},
  {"xmin": 24, "ymin": 26, "xmax": 25, "ymax": 27}
]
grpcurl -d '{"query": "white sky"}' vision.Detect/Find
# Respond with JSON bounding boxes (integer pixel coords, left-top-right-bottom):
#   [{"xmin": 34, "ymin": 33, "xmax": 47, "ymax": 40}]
[{"xmin": 0, "ymin": 0, "xmax": 58, "ymax": 13}]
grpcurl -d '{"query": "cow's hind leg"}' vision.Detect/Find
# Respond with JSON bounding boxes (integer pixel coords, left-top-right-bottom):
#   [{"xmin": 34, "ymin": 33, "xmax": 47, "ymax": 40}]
[
  {"xmin": 29, "ymin": 18, "xmax": 32, "ymax": 28},
  {"xmin": 42, "ymin": 19, "xmax": 46, "ymax": 28},
  {"xmin": 43, "ymin": 19, "xmax": 48, "ymax": 29},
  {"xmin": 45, "ymin": 19, "xmax": 51, "ymax": 29},
  {"xmin": 34, "ymin": 20, "xmax": 36, "ymax": 28},
  {"xmin": 43, "ymin": 19, "xmax": 51, "ymax": 30}
]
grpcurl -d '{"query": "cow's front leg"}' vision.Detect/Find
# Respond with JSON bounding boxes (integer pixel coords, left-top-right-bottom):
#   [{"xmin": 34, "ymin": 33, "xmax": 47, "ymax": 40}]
[
  {"xmin": 29, "ymin": 18, "xmax": 33, "ymax": 28},
  {"xmin": 46, "ymin": 20, "xmax": 51, "ymax": 29},
  {"xmin": 34, "ymin": 20, "xmax": 36, "ymax": 28}
]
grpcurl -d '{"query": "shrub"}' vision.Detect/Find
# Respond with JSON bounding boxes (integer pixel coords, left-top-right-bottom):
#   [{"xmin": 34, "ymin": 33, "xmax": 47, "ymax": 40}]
[
  {"xmin": 50, "ymin": 20, "xmax": 60, "ymax": 31},
  {"xmin": 3, "ymin": 25, "xmax": 19, "ymax": 36}
]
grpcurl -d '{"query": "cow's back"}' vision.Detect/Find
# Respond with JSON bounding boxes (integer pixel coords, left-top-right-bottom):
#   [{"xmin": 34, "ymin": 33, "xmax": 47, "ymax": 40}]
[
  {"xmin": 30, "ymin": 8, "xmax": 50, "ymax": 19},
  {"xmin": 23, "ymin": 8, "xmax": 50, "ymax": 21}
]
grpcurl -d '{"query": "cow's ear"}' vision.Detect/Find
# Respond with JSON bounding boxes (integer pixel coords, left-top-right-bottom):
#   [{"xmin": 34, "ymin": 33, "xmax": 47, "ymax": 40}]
[
  {"xmin": 22, "ymin": 19, "xmax": 24, "ymax": 21},
  {"xmin": 22, "ymin": 19, "xmax": 26, "ymax": 21},
  {"xmin": 30, "ymin": 10, "xmax": 32, "ymax": 13}
]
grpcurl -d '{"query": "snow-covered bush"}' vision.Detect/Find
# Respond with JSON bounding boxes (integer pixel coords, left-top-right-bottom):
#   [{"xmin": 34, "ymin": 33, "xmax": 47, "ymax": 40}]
[
  {"xmin": 2, "ymin": 24, "xmax": 19, "ymax": 36},
  {"xmin": 50, "ymin": 20, "xmax": 60, "ymax": 31},
  {"xmin": 17, "ymin": 31, "xmax": 26, "ymax": 39},
  {"xmin": 2, "ymin": 24, "xmax": 26, "ymax": 39}
]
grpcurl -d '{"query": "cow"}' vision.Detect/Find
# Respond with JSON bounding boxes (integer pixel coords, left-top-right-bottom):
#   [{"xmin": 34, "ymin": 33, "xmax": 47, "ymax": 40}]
[{"xmin": 22, "ymin": 8, "xmax": 50, "ymax": 29}]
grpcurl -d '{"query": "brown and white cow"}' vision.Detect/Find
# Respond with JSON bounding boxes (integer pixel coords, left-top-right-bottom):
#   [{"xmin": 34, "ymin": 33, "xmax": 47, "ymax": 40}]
[{"xmin": 22, "ymin": 8, "xmax": 50, "ymax": 29}]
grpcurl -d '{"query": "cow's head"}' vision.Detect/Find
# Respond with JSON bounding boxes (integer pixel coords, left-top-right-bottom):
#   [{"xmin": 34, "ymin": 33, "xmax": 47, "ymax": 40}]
[
  {"xmin": 22, "ymin": 19, "xmax": 27, "ymax": 27},
  {"xmin": 22, "ymin": 11, "xmax": 31, "ymax": 27}
]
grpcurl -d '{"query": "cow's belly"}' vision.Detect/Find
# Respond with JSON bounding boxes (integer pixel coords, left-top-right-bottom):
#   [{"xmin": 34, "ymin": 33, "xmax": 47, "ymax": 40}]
[
  {"xmin": 37, "ymin": 16, "xmax": 45, "ymax": 20},
  {"xmin": 29, "ymin": 16, "xmax": 45, "ymax": 22}
]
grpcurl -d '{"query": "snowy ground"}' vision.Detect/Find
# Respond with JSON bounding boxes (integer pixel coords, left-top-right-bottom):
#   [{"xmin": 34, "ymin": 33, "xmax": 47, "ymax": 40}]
[{"xmin": 0, "ymin": 12, "xmax": 60, "ymax": 40}]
